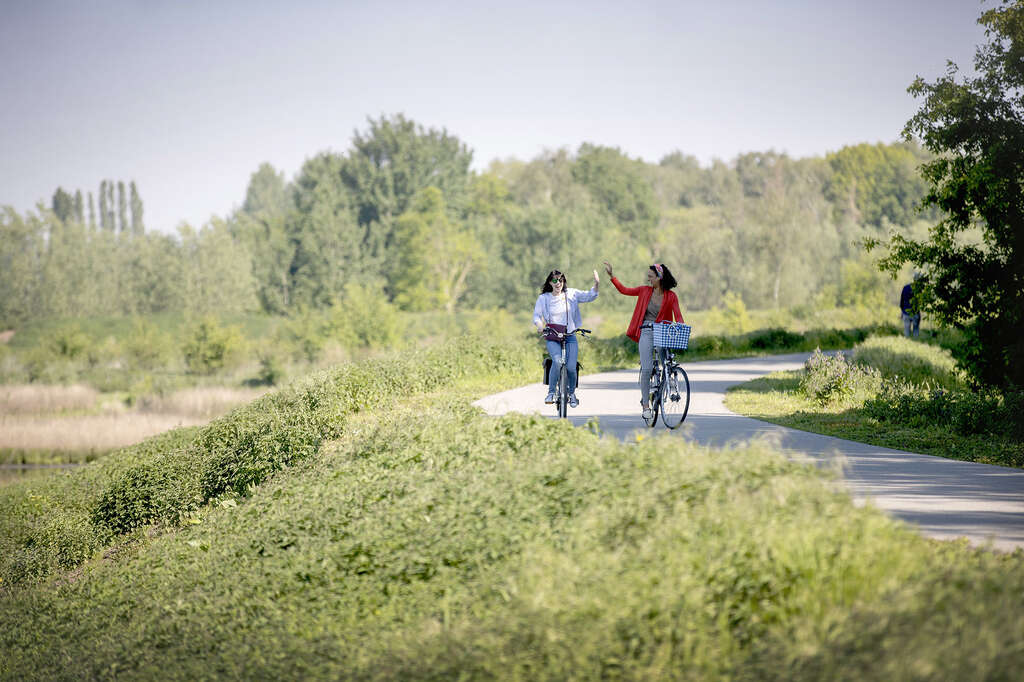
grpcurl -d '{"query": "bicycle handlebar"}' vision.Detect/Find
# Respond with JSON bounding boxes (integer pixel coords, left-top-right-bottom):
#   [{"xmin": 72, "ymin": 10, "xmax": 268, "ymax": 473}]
[{"xmin": 539, "ymin": 327, "xmax": 591, "ymax": 340}]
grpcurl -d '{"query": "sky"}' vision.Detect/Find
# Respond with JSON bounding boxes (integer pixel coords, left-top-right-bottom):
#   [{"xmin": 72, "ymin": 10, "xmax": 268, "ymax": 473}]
[{"xmin": 1, "ymin": 0, "xmax": 989, "ymax": 234}]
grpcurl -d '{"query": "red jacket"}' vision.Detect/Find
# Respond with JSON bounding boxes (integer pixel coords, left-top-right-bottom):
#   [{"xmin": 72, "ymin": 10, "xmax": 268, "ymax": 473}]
[{"xmin": 610, "ymin": 277, "xmax": 684, "ymax": 342}]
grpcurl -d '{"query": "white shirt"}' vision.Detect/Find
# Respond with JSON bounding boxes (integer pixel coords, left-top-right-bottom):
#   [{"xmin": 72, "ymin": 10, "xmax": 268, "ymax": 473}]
[{"xmin": 532, "ymin": 287, "xmax": 598, "ymax": 333}]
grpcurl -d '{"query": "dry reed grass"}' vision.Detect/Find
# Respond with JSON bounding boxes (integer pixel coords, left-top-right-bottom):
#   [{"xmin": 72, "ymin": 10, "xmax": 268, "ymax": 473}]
[
  {"xmin": 0, "ymin": 384, "xmax": 265, "ymax": 455},
  {"xmin": 139, "ymin": 387, "xmax": 267, "ymax": 418},
  {"xmin": 0, "ymin": 384, "xmax": 100, "ymax": 415},
  {"xmin": 0, "ymin": 414, "xmax": 206, "ymax": 452}
]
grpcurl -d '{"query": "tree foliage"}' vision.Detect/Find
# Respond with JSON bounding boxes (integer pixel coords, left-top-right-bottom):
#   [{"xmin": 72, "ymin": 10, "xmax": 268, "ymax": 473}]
[
  {"xmin": 340, "ymin": 113, "xmax": 473, "ymax": 230},
  {"xmin": 871, "ymin": 0, "xmax": 1024, "ymax": 388},
  {"xmin": 4, "ymin": 114, "xmax": 952, "ymax": 327}
]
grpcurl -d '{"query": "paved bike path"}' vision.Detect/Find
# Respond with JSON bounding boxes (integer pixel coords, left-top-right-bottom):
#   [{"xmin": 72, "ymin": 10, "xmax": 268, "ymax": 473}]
[{"xmin": 474, "ymin": 352, "xmax": 1024, "ymax": 551}]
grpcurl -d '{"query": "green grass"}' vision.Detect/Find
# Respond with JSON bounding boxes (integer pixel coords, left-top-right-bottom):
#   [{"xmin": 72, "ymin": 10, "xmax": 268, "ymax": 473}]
[
  {"xmin": 3, "ymin": 382, "xmax": 1024, "ymax": 679},
  {"xmin": 725, "ymin": 348, "xmax": 1024, "ymax": 469},
  {"xmin": 0, "ymin": 335, "xmax": 537, "ymax": 588},
  {"xmin": 4, "ymin": 325, "xmax": 1024, "ymax": 677},
  {"xmin": 852, "ymin": 334, "xmax": 966, "ymax": 390}
]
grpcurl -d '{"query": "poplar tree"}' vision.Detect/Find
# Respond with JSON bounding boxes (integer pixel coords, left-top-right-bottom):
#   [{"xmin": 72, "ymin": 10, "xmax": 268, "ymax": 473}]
[
  {"xmin": 51, "ymin": 188, "xmax": 74, "ymax": 223},
  {"xmin": 106, "ymin": 181, "xmax": 116, "ymax": 231},
  {"xmin": 73, "ymin": 190, "xmax": 84, "ymax": 224},
  {"xmin": 88, "ymin": 192, "xmax": 96, "ymax": 230},
  {"xmin": 99, "ymin": 182, "xmax": 109, "ymax": 230},
  {"xmin": 117, "ymin": 181, "xmax": 127, "ymax": 233},
  {"xmin": 129, "ymin": 181, "xmax": 144, "ymax": 234}
]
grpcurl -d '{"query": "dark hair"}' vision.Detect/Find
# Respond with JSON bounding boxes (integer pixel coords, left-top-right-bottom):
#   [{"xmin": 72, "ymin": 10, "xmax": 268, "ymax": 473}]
[
  {"xmin": 650, "ymin": 263, "xmax": 677, "ymax": 290},
  {"xmin": 541, "ymin": 270, "xmax": 567, "ymax": 294}
]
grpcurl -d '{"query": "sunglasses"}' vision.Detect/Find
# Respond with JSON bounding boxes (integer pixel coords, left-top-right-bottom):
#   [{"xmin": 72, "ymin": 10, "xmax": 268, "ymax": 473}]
[{"xmin": 550, "ymin": 277, "xmax": 563, "ymax": 284}]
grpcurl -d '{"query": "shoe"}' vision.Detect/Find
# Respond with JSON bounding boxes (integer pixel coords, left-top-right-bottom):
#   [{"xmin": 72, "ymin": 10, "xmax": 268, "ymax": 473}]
[
  {"xmin": 642, "ymin": 407, "xmax": 653, "ymax": 420},
  {"xmin": 544, "ymin": 393, "xmax": 556, "ymax": 404},
  {"xmin": 569, "ymin": 394, "xmax": 579, "ymax": 408}
]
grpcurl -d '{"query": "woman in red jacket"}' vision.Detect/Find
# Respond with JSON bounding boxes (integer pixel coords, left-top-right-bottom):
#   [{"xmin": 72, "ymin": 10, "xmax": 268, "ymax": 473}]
[{"xmin": 603, "ymin": 261, "xmax": 684, "ymax": 420}]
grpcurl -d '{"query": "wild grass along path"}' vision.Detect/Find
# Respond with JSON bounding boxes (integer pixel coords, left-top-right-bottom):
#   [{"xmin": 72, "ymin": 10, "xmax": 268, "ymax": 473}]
[{"xmin": 475, "ymin": 352, "xmax": 1024, "ymax": 551}]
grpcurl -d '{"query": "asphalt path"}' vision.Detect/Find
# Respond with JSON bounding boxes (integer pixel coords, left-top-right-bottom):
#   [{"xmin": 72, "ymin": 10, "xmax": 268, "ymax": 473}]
[{"xmin": 474, "ymin": 352, "xmax": 1024, "ymax": 551}]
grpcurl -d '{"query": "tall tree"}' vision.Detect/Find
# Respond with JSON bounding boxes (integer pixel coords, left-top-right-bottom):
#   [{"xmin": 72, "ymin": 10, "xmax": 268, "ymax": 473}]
[
  {"xmin": 51, "ymin": 187, "xmax": 74, "ymax": 223},
  {"xmin": 825, "ymin": 142, "xmax": 934, "ymax": 227},
  {"xmin": 117, "ymin": 181, "xmax": 127, "ymax": 233},
  {"xmin": 106, "ymin": 180, "xmax": 116, "ymax": 232},
  {"xmin": 99, "ymin": 181, "xmax": 109, "ymax": 230},
  {"xmin": 871, "ymin": 0, "xmax": 1024, "ymax": 388},
  {"xmin": 129, "ymin": 181, "xmax": 144, "ymax": 234},
  {"xmin": 0, "ymin": 208, "xmax": 44, "ymax": 325},
  {"xmin": 572, "ymin": 143, "xmax": 660, "ymax": 236},
  {"xmin": 87, "ymin": 191, "xmax": 96, "ymax": 230},
  {"xmin": 73, "ymin": 190, "xmax": 84, "ymax": 224},
  {"xmin": 340, "ymin": 113, "xmax": 473, "ymax": 250},
  {"xmin": 389, "ymin": 187, "xmax": 482, "ymax": 312},
  {"xmin": 232, "ymin": 163, "xmax": 294, "ymax": 313},
  {"xmin": 289, "ymin": 152, "xmax": 380, "ymax": 307}
]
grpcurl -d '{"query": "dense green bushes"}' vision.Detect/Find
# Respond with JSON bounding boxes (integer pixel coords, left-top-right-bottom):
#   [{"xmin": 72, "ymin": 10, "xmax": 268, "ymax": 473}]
[
  {"xmin": 727, "ymin": 333, "xmax": 1024, "ymax": 468},
  {"xmin": 0, "ymin": 426, "xmax": 201, "ymax": 584},
  {"xmin": 866, "ymin": 384, "xmax": 1024, "ymax": 444},
  {"xmin": 3, "ymin": 394, "xmax": 1023, "ymax": 679},
  {"xmin": 853, "ymin": 335, "xmax": 964, "ymax": 390},
  {"xmin": 0, "ymin": 334, "xmax": 536, "ymax": 588},
  {"xmin": 800, "ymin": 350, "xmax": 882, "ymax": 406}
]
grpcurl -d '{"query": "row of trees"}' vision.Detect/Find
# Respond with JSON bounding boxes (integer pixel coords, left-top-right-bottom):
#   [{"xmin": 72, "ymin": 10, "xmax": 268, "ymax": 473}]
[
  {"xmin": 51, "ymin": 180, "xmax": 145, "ymax": 234},
  {"xmin": 232, "ymin": 120, "xmax": 934, "ymax": 317},
  {"xmin": 0, "ymin": 210, "xmax": 253, "ymax": 321},
  {"xmin": 1, "ymin": 124, "xmax": 930, "ymax": 327}
]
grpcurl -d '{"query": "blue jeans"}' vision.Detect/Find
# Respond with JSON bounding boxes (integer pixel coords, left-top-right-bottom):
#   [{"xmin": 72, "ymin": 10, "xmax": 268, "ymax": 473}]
[
  {"xmin": 546, "ymin": 336, "xmax": 578, "ymax": 395},
  {"xmin": 902, "ymin": 312, "xmax": 920, "ymax": 337}
]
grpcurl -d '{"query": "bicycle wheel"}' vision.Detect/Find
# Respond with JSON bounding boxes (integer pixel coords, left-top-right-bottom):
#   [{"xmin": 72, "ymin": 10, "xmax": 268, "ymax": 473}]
[
  {"xmin": 660, "ymin": 364, "xmax": 691, "ymax": 429},
  {"xmin": 557, "ymin": 365, "xmax": 568, "ymax": 419},
  {"xmin": 643, "ymin": 367, "xmax": 660, "ymax": 427}
]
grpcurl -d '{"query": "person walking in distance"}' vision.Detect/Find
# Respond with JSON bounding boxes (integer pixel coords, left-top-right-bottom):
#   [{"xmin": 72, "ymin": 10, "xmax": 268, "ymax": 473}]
[
  {"xmin": 533, "ymin": 269, "xmax": 600, "ymax": 407},
  {"xmin": 900, "ymin": 273, "xmax": 922, "ymax": 338},
  {"xmin": 603, "ymin": 261, "xmax": 684, "ymax": 420}
]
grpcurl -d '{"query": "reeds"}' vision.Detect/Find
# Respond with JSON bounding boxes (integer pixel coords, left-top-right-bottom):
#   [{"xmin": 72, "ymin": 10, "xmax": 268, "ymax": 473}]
[
  {"xmin": 0, "ymin": 384, "xmax": 99, "ymax": 415},
  {"xmin": 0, "ymin": 414, "xmax": 205, "ymax": 453}
]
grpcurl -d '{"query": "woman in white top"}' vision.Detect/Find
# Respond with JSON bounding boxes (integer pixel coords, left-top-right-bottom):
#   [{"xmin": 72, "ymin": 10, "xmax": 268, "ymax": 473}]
[{"xmin": 532, "ymin": 269, "xmax": 599, "ymax": 407}]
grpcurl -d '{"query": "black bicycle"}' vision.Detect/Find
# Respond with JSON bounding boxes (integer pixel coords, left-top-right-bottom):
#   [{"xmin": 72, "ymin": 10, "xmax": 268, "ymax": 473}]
[
  {"xmin": 643, "ymin": 324, "xmax": 692, "ymax": 429},
  {"xmin": 541, "ymin": 327, "xmax": 591, "ymax": 419}
]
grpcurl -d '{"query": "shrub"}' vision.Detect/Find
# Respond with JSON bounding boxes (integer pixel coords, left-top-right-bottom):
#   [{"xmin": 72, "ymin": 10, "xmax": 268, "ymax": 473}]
[
  {"xmin": 51, "ymin": 324, "xmax": 91, "ymax": 360},
  {"xmin": 182, "ymin": 316, "xmax": 243, "ymax": 375},
  {"xmin": 800, "ymin": 349, "xmax": 881, "ymax": 406},
  {"xmin": 865, "ymin": 383, "xmax": 1024, "ymax": 443},
  {"xmin": 256, "ymin": 352, "xmax": 285, "ymax": 386},
  {"xmin": 745, "ymin": 327, "xmax": 804, "ymax": 351},
  {"xmin": 0, "ymin": 334, "xmax": 537, "ymax": 587},
  {"xmin": 329, "ymin": 283, "xmax": 404, "ymax": 350},
  {"xmin": 853, "ymin": 335, "xmax": 963, "ymax": 390},
  {"xmin": 123, "ymin": 318, "xmax": 173, "ymax": 370},
  {"xmin": 277, "ymin": 307, "xmax": 329, "ymax": 363}
]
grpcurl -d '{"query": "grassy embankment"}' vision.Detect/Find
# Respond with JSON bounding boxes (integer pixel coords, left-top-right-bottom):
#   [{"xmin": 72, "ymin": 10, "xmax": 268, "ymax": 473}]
[
  {"xmin": 0, "ymin": 305, "xmax": 900, "ymax": 468},
  {"xmin": 2, "ymin": 331, "xmax": 1024, "ymax": 679},
  {"xmin": 725, "ymin": 334, "xmax": 1024, "ymax": 468}
]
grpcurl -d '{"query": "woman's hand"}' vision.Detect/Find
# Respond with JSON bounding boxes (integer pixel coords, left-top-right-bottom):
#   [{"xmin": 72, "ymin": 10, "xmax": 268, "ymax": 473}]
[
  {"xmin": 592, "ymin": 269, "xmax": 599, "ymax": 287},
  {"xmin": 603, "ymin": 261, "xmax": 613, "ymax": 277}
]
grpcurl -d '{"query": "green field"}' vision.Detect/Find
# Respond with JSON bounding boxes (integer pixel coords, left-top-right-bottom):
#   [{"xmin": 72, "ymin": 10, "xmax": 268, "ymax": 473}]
[{"xmin": 2, "ymin": 332, "xmax": 1023, "ymax": 680}]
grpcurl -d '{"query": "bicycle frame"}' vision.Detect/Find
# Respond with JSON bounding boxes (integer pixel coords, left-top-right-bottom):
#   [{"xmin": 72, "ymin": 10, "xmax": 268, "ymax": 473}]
[
  {"xmin": 542, "ymin": 327, "xmax": 590, "ymax": 419},
  {"xmin": 646, "ymin": 346, "xmax": 691, "ymax": 429}
]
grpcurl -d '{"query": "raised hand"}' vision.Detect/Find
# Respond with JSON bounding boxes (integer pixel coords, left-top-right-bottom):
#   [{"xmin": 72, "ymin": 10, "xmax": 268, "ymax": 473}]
[{"xmin": 603, "ymin": 261, "xmax": 613, "ymax": 277}]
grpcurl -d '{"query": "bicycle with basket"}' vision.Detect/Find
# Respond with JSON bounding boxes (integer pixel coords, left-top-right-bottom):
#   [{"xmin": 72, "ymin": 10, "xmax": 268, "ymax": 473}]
[{"xmin": 644, "ymin": 322, "xmax": 691, "ymax": 429}]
